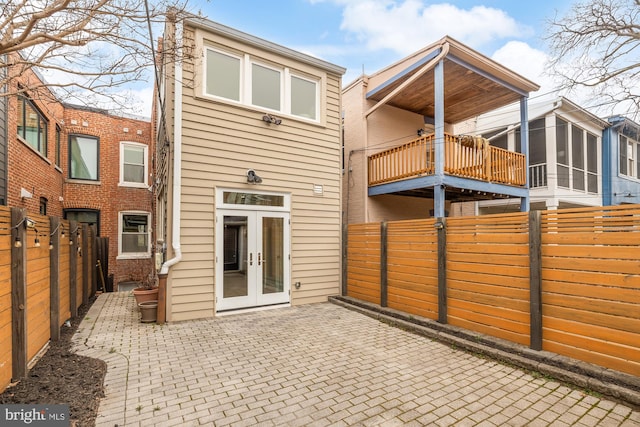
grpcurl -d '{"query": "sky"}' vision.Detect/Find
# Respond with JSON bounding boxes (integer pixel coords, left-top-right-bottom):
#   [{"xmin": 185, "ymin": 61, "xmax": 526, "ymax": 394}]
[
  {"xmin": 194, "ymin": 1, "xmax": 575, "ymax": 100},
  {"xmin": 119, "ymin": 0, "xmax": 580, "ymax": 117}
]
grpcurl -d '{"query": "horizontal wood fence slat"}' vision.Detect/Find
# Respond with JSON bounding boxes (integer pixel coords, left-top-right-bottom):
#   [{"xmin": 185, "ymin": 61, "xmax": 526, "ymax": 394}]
[
  {"xmin": 346, "ymin": 223, "xmax": 381, "ymax": 305},
  {"xmin": 387, "ymin": 219, "xmax": 438, "ymax": 320},
  {"xmin": 0, "ymin": 208, "xmax": 11, "ymax": 392},
  {"xmin": 346, "ymin": 205, "xmax": 640, "ymax": 377},
  {"xmin": 0, "ymin": 206, "xmax": 99, "ymax": 393}
]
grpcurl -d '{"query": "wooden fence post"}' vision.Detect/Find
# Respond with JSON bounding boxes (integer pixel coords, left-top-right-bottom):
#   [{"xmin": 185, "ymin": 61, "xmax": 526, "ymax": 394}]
[
  {"xmin": 436, "ymin": 218, "xmax": 447, "ymax": 324},
  {"xmin": 10, "ymin": 207, "xmax": 27, "ymax": 380},
  {"xmin": 82, "ymin": 224, "xmax": 89, "ymax": 306},
  {"xmin": 89, "ymin": 225, "xmax": 97, "ymax": 297},
  {"xmin": 380, "ymin": 221, "xmax": 388, "ymax": 307},
  {"xmin": 49, "ymin": 217, "xmax": 60, "ymax": 341},
  {"xmin": 529, "ymin": 210, "xmax": 543, "ymax": 351},
  {"xmin": 342, "ymin": 224, "xmax": 348, "ymax": 296},
  {"xmin": 69, "ymin": 220, "xmax": 77, "ymax": 317}
]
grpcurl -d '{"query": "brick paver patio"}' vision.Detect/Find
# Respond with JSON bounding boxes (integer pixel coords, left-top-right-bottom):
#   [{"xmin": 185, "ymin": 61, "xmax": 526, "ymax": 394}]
[{"xmin": 72, "ymin": 292, "xmax": 640, "ymax": 426}]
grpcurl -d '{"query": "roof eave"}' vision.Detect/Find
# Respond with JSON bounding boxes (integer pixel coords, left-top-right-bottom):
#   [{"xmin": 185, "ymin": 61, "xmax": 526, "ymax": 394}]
[{"xmin": 185, "ymin": 17, "xmax": 346, "ymax": 76}]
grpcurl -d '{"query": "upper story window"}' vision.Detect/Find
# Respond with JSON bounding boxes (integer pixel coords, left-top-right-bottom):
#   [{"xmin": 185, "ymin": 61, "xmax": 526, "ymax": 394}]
[
  {"xmin": 206, "ymin": 49, "xmax": 241, "ymax": 101},
  {"xmin": 204, "ymin": 47, "xmax": 320, "ymax": 122},
  {"xmin": 17, "ymin": 95, "xmax": 47, "ymax": 156},
  {"xmin": 120, "ymin": 141, "xmax": 148, "ymax": 187},
  {"xmin": 69, "ymin": 134, "xmax": 99, "ymax": 181},
  {"xmin": 55, "ymin": 125, "xmax": 61, "ymax": 166},
  {"xmin": 620, "ymin": 135, "xmax": 640, "ymax": 179}
]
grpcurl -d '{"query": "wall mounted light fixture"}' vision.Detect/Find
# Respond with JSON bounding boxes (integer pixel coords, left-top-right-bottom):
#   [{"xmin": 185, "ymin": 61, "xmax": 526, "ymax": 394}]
[
  {"xmin": 262, "ymin": 114, "xmax": 282, "ymax": 125},
  {"xmin": 247, "ymin": 169, "xmax": 263, "ymax": 184}
]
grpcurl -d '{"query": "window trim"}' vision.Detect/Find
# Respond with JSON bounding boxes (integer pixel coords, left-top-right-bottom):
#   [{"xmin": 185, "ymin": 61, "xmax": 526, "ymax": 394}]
[
  {"xmin": 118, "ymin": 211, "xmax": 152, "ymax": 259},
  {"xmin": 68, "ymin": 134, "xmax": 100, "ymax": 181},
  {"xmin": 289, "ymin": 72, "xmax": 319, "ymax": 121},
  {"xmin": 202, "ymin": 45, "xmax": 322, "ymax": 124},
  {"xmin": 119, "ymin": 141, "xmax": 148, "ymax": 188},
  {"xmin": 204, "ymin": 47, "xmax": 243, "ymax": 103}
]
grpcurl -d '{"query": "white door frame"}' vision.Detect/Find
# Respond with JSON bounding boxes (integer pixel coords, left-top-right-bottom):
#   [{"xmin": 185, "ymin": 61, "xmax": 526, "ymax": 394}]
[{"xmin": 215, "ymin": 188, "xmax": 291, "ymax": 312}]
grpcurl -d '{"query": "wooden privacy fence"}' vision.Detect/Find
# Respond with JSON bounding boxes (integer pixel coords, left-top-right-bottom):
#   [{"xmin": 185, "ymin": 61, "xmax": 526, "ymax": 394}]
[
  {"xmin": 0, "ymin": 206, "xmax": 97, "ymax": 393},
  {"xmin": 345, "ymin": 205, "xmax": 640, "ymax": 377}
]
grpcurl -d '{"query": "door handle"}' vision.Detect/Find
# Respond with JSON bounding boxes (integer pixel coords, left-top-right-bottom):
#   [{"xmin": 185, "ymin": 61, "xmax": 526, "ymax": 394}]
[
  {"xmin": 258, "ymin": 253, "xmax": 261, "ymax": 266},
  {"xmin": 249, "ymin": 253, "xmax": 253, "ymax": 266}
]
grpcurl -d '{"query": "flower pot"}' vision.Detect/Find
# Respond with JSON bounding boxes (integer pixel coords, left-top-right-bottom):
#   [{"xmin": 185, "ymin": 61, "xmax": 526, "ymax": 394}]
[
  {"xmin": 138, "ymin": 300, "xmax": 158, "ymax": 323},
  {"xmin": 132, "ymin": 287, "xmax": 159, "ymax": 305}
]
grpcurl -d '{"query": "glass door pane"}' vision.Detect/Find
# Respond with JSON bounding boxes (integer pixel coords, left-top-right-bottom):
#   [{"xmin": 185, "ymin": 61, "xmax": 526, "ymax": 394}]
[
  {"xmin": 262, "ymin": 217, "xmax": 284, "ymax": 294},
  {"xmin": 223, "ymin": 215, "xmax": 248, "ymax": 298}
]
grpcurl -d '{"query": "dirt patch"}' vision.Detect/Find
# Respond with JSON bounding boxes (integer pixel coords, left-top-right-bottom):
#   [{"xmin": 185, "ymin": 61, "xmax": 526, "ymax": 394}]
[{"xmin": 0, "ymin": 296, "xmax": 106, "ymax": 427}]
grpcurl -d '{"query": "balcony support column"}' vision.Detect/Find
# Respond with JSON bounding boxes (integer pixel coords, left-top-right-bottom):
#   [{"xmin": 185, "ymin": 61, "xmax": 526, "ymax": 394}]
[
  {"xmin": 434, "ymin": 58, "xmax": 446, "ymax": 218},
  {"xmin": 520, "ymin": 95, "xmax": 530, "ymax": 212}
]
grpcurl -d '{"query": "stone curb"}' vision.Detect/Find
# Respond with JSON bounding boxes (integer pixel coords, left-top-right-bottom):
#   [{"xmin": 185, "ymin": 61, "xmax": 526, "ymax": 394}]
[{"xmin": 329, "ymin": 295, "xmax": 640, "ymax": 409}]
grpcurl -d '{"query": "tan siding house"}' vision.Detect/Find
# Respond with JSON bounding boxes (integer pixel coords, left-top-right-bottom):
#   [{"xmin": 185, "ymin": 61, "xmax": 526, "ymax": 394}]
[{"xmin": 155, "ymin": 17, "xmax": 345, "ymax": 321}]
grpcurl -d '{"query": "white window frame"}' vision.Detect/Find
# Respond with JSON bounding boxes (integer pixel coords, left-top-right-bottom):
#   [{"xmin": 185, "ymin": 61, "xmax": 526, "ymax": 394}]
[
  {"xmin": 119, "ymin": 141, "xmax": 148, "ymax": 188},
  {"xmin": 202, "ymin": 45, "xmax": 321, "ymax": 123},
  {"xmin": 204, "ymin": 47, "xmax": 244, "ymax": 103},
  {"xmin": 289, "ymin": 72, "xmax": 319, "ymax": 121},
  {"xmin": 249, "ymin": 60, "xmax": 284, "ymax": 112},
  {"xmin": 117, "ymin": 211, "xmax": 151, "ymax": 259}
]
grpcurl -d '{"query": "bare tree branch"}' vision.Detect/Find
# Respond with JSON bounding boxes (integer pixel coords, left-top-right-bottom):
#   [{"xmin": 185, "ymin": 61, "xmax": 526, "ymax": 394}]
[
  {"xmin": 0, "ymin": 0, "xmax": 196, "ymax": 113},
  {"xmin": 546, "ymin": 0, "xmax": 640, "ymax": 118}
]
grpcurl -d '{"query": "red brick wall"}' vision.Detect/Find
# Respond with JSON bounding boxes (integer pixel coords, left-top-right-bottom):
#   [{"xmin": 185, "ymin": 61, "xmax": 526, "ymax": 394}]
[
  {"xmin": 6, "ymin": 68, "xmax": 66, "ymax": 218},
  {"xmin": 63, "ymin": 107, "xmax": 153, "ymax": 286},
  {"xmin": 7, "ymin": 63, "xmax": 155, "ymax": 287}
]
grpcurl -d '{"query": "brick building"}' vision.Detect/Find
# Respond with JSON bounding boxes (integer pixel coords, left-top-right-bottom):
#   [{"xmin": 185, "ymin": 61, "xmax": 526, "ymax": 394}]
[{"xmin": 2, "ymin": 60, "xmax": 154, "ymax": 287}]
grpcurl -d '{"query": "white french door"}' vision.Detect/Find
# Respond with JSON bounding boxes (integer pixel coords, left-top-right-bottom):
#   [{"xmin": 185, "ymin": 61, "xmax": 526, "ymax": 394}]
[{"xmin": 216, "ymin": 209, "xmax": 290, "ymax": 311}]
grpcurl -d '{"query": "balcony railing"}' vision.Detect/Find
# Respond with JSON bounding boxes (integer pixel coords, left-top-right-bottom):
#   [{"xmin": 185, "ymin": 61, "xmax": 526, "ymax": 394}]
[{"xmin": 368, "ymin": 133, "xmax": 526, "ymax": 187}]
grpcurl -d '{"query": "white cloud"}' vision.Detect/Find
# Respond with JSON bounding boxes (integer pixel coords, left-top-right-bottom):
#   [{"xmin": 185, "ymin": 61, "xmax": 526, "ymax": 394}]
[
  {"xmin": 315, "ymin": 0, "xmax": 532, "ymax": 55},
  {"xmin": 491, "ymin": 41, "xmax": 557, "ymax": 99}
]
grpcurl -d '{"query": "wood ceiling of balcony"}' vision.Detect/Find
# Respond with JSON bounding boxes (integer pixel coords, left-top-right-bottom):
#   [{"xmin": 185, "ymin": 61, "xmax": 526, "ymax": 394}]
[{"xmin": 367, "ymin": 57, "xmax": 524, "ymax": 124}]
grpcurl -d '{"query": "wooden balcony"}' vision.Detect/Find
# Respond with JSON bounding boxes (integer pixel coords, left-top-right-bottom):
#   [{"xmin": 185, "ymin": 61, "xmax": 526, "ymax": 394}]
[{"xmin": 368, "ymin": 133, "xmax": 526, "ymax": 188}]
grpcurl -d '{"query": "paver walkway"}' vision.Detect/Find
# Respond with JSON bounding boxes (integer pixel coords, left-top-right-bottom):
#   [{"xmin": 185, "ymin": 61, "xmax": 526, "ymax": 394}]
[{"xmin": 72, "ymin": 292, "xmax": 640, "ymax": 426}]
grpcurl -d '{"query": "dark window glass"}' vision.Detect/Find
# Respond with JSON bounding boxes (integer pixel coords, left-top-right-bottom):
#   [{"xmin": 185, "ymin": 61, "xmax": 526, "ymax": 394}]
[
  {"xmin": 556, "ymin": 118, "xmax": 568, "ymax": 165},
  {"xmin": 620, "ymin": 136, "xmax": 627, "ymax": 175},
  {"xmin": 64, "ymin": 209, "xmax": 100, "ymax": 235},
  {"xmin": 17, "ymin": 95, "xmax": 47, "ymax": 156},
  {"xmin": 557, "ymin": 165, "xmax": 570, "ymax": 188},
  {"xmin": 39, "ymin": 197, "xmax": 47, "ymax": 215},
  {"xmin": 55, "ymin": 125, "xmax": 61, "ymax": 166},
  {"xmin": 483, "ymin": 128, "xmax": 508, "ymax": 150},
  {"xmin": 529, "ymin": 118, "xmax": 546, "ymax": 165}
]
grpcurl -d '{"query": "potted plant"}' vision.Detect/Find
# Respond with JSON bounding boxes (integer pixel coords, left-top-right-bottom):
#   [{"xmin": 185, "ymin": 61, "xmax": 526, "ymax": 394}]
[{"xmin": 132, "ymin": 274, "xmax": 159, "ymax": 305}]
